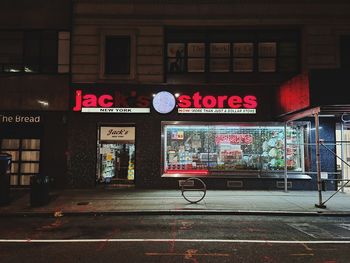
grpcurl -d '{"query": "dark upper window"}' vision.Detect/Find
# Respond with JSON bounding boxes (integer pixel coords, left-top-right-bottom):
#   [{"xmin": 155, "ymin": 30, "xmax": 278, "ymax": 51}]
[
  {"xmin": 0, "ymin": 30, "xmax": 63, "ymax": 74},
  {"xmin": 104, "ymin": 36, "xmax": 131, "ymax": 75},
  {"xmin": 165, "ymin": 28, "xmax": 300, "ymax": 83},
  {"xmin": 340, "ymin": 35, "xmax": 350, "ymax": 68}
]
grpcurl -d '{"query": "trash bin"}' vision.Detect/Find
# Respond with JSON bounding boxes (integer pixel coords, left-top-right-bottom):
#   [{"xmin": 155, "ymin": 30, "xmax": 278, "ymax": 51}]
[
  {"xmin": 30, "ymin": 175, "xmax": 50, "ymax": 207},
  {"xmin": 0, "ymin": 153, "xmax": 12, "ymax": 205}
]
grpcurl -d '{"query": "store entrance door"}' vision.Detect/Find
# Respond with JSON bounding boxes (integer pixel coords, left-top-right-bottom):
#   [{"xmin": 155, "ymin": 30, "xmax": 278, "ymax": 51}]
[
  {"xmin": 97, "ymin": 126, "xmax": 135, "ymax": 185},
  {"xmin": 336, "ymin": 123, "xmax": 350, "ymax": 187},
  {"xmin": 99, "ymin": 143, "xmax": 135, "ymax": 183}
]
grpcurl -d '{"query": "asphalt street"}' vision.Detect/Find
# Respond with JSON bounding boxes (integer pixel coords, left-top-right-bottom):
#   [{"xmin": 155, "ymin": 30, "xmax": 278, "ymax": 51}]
[{"xmin": 1, "ymin": 215, "xmax": 350, "ymax": 262}]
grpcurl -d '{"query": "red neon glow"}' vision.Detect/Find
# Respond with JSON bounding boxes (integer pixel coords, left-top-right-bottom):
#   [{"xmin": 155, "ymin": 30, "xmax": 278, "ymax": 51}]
[
  {"xmin": 243, "ymin": 95, "xmax": 257, "ymax": 109},
  {"xmin": 177, "ymin": 92, "xmax": 257, "ymax": 109},
  {"xmin": 73, "ymin": 90, "xmax": 82, "ymax": 111},
  {"xmin": 227, "ymin": 96, "xmax": 242, "ymax": 108},
  {"xmin": 72, "ymin": 89, "xmax": 151, "ymax": 111},
  {"xmin": 164, "ymin": 169, "xmax": 209, "ymax": 175},
  {"xmin": 99, "ymin": 95, "xmax": 113, "ymax": 107},
  {"xmin": 202, "ymin": 96, "xmax": 216, "ymax": 108},
  {"xmin": 277, "ymin": 72, "xmax": 310, "ymax": 115},
  {"xmin": 215, "ymin": 134, "xmax": 253, "ymax": 144},
  {"xmin": 73, "ymin": 90, "xmax": 113, "ymax": 111}
]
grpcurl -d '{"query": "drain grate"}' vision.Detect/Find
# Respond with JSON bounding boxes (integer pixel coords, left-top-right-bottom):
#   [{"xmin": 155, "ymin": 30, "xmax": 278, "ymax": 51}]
[{"xmin": 76, "ymin": 201, "xmax": 90, "ymax": 206}]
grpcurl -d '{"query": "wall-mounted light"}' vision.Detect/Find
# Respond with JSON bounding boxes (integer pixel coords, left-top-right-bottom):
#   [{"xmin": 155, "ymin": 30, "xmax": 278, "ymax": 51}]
[{"xmin": 37, "ymin": 100, "xmax": 49, "ymax": 107}]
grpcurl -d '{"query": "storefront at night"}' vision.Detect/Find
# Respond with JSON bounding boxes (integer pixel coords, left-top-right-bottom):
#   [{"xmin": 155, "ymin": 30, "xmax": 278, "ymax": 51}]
[
  {"xmin": 0, "ymin": 111, "xmax": 67, "ymax": 188},
  {"xmin": 276, "ymin": 69, "xmax": 350, "ymax": 193},
  {"xmin": 67, "ymin": 83, "xmax": 316, "ymax": 190}
]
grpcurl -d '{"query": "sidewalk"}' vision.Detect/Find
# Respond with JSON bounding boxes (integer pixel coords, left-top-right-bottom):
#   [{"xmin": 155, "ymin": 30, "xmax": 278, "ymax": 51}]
[{"xmin": 1, "ymin": 188, "xmax": 350, "ymax": 217}]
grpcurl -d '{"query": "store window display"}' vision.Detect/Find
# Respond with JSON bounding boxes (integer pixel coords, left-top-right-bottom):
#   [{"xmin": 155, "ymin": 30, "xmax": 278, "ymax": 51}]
[{"xmin": 162, "ymin": 122, "xmax": 308, "ymax": 177}]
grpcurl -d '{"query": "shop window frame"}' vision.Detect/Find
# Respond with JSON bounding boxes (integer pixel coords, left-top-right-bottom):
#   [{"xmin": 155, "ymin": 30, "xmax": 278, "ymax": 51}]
[
  {"xmin": 0, "ymin": 138, "xmax": 41, "ymax": 187},
  {"xmin": 161, "ymin": 121, "xmax": 310, "ymax": 179}
]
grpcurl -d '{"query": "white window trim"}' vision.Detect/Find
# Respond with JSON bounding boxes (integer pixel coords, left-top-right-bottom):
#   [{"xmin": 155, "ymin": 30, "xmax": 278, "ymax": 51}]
[{"xmin": 99, "ymin": 29, "xmax": 137, "ymax": 81}]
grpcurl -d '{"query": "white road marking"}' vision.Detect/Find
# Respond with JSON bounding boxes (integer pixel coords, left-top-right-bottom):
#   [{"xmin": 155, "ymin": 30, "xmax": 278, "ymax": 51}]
[{"xmin": 1, "ymin": 239, "xmax": 350, "ymax": 244}]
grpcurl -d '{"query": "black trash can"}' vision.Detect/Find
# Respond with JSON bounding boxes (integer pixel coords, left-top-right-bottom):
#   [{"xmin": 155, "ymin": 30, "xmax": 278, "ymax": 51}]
[
  {"xmin": 30, "ymin": 175, "xmax": 50, "ymax": 207},
  {"xmin": 0, "ymin": 153, "xmax": 12, "ymax": 206}
]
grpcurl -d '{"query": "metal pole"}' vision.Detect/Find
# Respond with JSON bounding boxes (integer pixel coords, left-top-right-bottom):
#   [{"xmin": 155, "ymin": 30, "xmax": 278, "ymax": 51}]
[
  {"xmin": 314, "ymin": 113, "xmax": 326, "ymax": 208},
  {"xmin": 341, "ymin": 123, "xmax": 345, "ymax": 192},
  {"xmin": 284, "ymin": 122, "xmax": 288, "ymax": 192}
]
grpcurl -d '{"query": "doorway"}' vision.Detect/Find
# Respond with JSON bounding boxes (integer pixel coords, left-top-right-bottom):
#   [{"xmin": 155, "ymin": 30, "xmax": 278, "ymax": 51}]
[
  {"xmin": 97, "ymin": 126, "xmax": 135, "ymax": 185},
  {"xmin": 99, "ymin": 143, "xmax": 135, "ymax": 183},
  {"xmin": 336, "ymin": 122, "xmax": 350, "ymax": 186}
]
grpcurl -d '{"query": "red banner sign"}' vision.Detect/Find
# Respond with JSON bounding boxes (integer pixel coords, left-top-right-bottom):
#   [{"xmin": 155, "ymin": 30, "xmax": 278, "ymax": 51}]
[{"xmin": 215, "ymin": 134, "xmax": 254, "ymax": 144}]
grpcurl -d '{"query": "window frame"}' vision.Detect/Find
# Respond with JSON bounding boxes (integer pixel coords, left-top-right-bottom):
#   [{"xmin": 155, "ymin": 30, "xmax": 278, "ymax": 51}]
[
  {"xmin": 165, "ymin": 28, "xmax": 300, "ymax": 82},
  {"xmin": 99, "ymin": 29, "xmax": 137, "ymax": 81},
  {"xmin": 0, "ymin": 30, "xmax": 67, "ymax": 74},
  {"xmin": 161, "ymin": 121, "xmax": 310, "ymax": 178},
  {"xmin": 0, "ymin": 138, "xmax": 41, "ymax": 186}
]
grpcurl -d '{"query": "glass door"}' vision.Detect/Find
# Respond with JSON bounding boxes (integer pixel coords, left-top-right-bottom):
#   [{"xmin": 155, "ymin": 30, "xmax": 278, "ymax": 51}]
[
  {"xmin": 97, "ymin": 125, "xmax": 135, "ymax": 184},
  {"xmin": 99, "ymin": 143, "xmax": 135, "ymax": 183},
  {"xmin": 336, "ymin": 123, "xmax": 350, "ymax": 186}
]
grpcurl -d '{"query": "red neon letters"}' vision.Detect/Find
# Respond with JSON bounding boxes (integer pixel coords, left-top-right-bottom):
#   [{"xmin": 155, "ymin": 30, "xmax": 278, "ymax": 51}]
[
  {"xmin": 73, "ymin": 90, "xmax": 113, "ymax": 111},
  {"xmin": 73, "ymin": 90, "xmax": 150, "ymax": 111},
  {"xmin": 177, "ymin": 92, "xmax": 257, "ymax": 109},
  {"xmin": 73, "ymin": 90, "xmax": 258, "ymax": 111}
]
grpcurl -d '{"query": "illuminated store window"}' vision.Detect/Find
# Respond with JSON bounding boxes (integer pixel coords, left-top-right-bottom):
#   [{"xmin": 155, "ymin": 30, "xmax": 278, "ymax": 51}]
[
  {"xmin": 96, "ymin": 126, "xmax": 136, "ymax": 184},
  {"xmin": 162, "ymin": 122, "xmax": 308, "ymax": 178},
  {"xmin": 0, "ymin": 139, "xmax": 40, "ymax": 186}
]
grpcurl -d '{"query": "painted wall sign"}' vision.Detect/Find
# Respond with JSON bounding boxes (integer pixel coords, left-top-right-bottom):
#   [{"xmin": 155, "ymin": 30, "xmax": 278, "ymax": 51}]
[
  {"xmin": 0, "ymin": 114, "xmax": 41, "ymax": 124},
  {"xmin": 100, "ymin": 127, "xmax": 135, "ymax": 141},
  {"xmin": 73, "ymin": 90, "xmax": 151, "ymax": 113}
]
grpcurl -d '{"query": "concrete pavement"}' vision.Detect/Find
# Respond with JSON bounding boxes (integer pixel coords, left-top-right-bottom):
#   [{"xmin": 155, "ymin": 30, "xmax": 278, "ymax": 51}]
[{"xmin": 2, "ymin": 188, "xmax": 350, "ymax": 217}]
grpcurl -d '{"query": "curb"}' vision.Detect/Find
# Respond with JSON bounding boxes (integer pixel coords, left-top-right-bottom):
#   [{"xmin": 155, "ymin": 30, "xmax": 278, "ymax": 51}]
[{"xmin": 1, "ymin": 209, "xmax": 350, "ymax": 217}]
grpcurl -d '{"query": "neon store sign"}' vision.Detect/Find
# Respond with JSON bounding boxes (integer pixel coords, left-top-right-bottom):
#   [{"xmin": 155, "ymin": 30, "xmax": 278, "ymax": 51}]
[
  {"xmin": 72, "ymin": 89, "xmax": 257, "ymax": 114},
  {"xmin": 73, "ymin": 90, "xmax": 151, "ymax": 113},
  {"xmin": 177, "ymin": 92, "xmax": 257, "ymax": 114}
]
